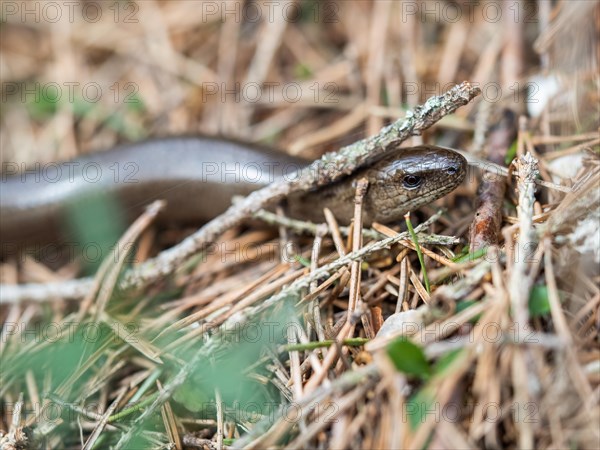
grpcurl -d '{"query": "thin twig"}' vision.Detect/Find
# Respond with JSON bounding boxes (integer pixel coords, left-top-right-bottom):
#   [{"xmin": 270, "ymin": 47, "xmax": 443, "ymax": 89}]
[
  {"xmin": 509, "ymin": 152, "xmax": 539, "ymax": 336},
  {"xmin": 0, "ymin": 83, "xmax": 481, "ymax": 304}
]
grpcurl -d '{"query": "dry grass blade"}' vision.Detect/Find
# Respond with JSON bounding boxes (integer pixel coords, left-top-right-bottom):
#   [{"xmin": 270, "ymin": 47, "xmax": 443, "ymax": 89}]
[{"xmin": 1, "ymin": 2, "xmax": 598, "ymax": 449}]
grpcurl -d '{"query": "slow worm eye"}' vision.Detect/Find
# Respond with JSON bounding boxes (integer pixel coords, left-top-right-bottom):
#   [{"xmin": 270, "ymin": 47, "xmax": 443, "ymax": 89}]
[
  {"xmin": 402, "ymin": 174, "xmax": 422, "ymax": 189},
  {"xmin": 446, "ymin": 165, "xmax": 458, "ymax": 175}
]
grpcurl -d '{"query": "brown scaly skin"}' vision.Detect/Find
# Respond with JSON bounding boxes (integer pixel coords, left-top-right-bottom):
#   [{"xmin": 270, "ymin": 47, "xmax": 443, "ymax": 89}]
[
  {"xmin": 0, "ymin": 137, "xmax": 466, "ymax": 250},
  {"xmin": 290, "ymin": 145, "xmax": 466, "ymax": 225}
]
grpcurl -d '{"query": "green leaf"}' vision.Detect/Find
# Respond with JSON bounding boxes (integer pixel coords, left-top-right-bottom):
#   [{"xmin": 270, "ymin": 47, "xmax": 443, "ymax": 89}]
[
  {"xmin": 173, "ymin": 382, "xmax": 211, "ymax": 413},
  {"xmin": 124, "ymin": 92, "xmax": 145, "ymax": 113},
  {"xmin": 26, "ymin": 85, "xmax": 61, "ymax": 120},
  {"xmin": 529, "ymin": 285, "xmax": 551, "ymax": 317},
  {"xmin": 406, "ymin": 387, "xmax": 435, "ymax": 431},
  {"xmin": 432, "ymin": 348, "xmax": 464, "ymax": 375},
  {"xmin": 294, "ymin": 63, "xmax": 313, "ymax": 79},
  {"xmin": 172, "ymin": 301, "xmax": 300, "ymax": 413},
  {"xmin": 71, "ymin": 95, "xmax": 96, "ymax": 117},
  {"xmin": 63, "ymin": 190, "xmax": 126, "ymax": 274},
  {"xmin": 386, "ymin": 336, "xmax": 431, "ymax": 379}
]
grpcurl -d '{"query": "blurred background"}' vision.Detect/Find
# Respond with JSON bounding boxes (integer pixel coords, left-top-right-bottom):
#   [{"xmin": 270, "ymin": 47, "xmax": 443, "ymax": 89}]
[{"xmin": 2, "ymin": 0, "xmax": 597, "ymax": 165}]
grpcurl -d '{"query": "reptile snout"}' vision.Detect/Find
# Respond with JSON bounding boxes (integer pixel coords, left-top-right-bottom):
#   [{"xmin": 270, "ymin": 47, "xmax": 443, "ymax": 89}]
[
  {"xmin": 445, "ymin": 163, "xmax": 460, "ymax": 176},
  {"xmin": 442, "ymin": 150, "xmax": 467, "ymax": 185}
]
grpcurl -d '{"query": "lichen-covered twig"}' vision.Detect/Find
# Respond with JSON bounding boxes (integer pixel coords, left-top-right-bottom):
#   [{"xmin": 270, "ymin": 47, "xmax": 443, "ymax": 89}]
[
  {"xmin": 509, "ymin": 152, "xmax": 539, "ymax": 335},
  {"xmin": 121, "ymin": 82, "xmax": 480, "ymax": 291},
  {"xmin": 0, "ymin": 82, "xmax": 480, "ymax": 304},
  {"xmin": 254, "ymin": 209, "xmax": 383, "ymax": 240}
]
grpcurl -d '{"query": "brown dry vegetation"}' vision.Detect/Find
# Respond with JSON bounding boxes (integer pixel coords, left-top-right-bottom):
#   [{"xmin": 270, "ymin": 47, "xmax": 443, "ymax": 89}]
[{"xmin": 1, "ymin": 1, "xmax": 599, "ymax": 449}]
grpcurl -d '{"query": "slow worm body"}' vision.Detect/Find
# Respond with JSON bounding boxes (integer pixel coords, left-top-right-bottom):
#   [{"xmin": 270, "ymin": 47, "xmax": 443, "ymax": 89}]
[{"xmin": 1, "ymin": 136, "xmax": 466, "ymax": 252}]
